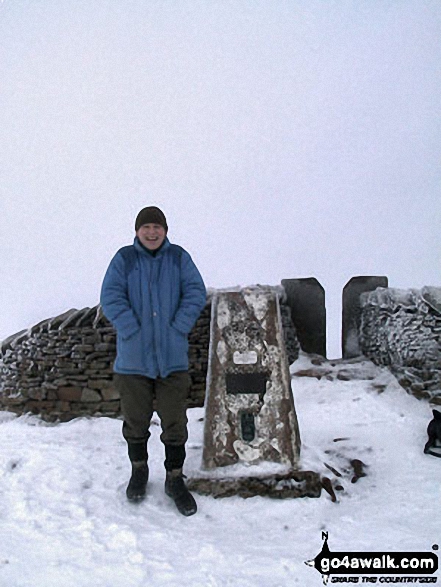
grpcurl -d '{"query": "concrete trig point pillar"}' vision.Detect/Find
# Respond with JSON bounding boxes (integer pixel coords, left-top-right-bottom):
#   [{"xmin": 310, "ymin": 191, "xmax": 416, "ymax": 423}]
[
  {"xmin": 203, "ymin": 286, "xmax": 300, "ymax": 469},
  {"xmin": 188, "ymin": 286, "xmax": 321, "ymax": 499}
]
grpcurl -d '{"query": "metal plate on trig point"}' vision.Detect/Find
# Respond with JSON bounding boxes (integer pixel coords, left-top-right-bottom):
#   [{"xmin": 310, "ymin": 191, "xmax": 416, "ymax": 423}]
[
  {"xmin": 241, "ymin": 411, "xmax": 256, "ymax": 442},
  {"xmin": 233, "ymin": 350, "xmax": 258, "ymax": 365},
  {"xmin": 225, "ymin": 372, "xmax": 268, "ymax": 395}
]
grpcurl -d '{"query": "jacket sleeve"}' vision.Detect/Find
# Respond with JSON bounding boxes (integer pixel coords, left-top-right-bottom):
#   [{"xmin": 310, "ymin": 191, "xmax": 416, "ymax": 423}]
[
  {"xmin": 171, "ymin": 251, "xmax": 207, "ymax": 335},
  {"xmin": 100, "ymin": 251, "xmax": 140, "ymax": 340}
]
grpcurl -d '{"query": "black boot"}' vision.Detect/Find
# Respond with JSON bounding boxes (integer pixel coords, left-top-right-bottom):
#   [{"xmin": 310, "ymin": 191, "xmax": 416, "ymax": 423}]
[
  {"xmin": 126, "ymin": 463, "xmax": 149, "ymax": 502},
  {"xmin": 163, "ymin": 444, "xmax": 197, "ymax": 516},
  {"xmin": 165, "ymin": 469, "xmax": 197, "ymax": 516},
  {"xmin": 126, "ymin": 441, "xmax": 149, "ymax": 502}
]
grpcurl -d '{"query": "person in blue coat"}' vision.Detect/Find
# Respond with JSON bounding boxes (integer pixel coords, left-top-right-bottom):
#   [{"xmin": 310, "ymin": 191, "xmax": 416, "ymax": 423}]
[{"xmin": 100, "ymin": 206, "xmax": 206, "ymax": 515}]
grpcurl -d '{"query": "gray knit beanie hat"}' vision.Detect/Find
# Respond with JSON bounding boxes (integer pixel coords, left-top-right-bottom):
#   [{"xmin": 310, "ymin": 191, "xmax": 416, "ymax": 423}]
[{"xmin": 135, "ymin": 206, "xmax": 168, "ymax": 232}]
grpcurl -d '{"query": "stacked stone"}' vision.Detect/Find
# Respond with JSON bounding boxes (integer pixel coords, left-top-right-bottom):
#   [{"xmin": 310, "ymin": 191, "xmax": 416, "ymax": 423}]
[
  {"xmin": 359, "ymin": 286, "xmax": 441, "ymax": 404},
  {"xmin": 0, "ymin": 289, "xmax": 300, "ymax": 421},
  {"xmin": 187, "ymin": 297, "xmax": 211, "ymax": 407},
  {"xmin": 0, "ymin": 307, "xmax": 117, "ymax": 421}
]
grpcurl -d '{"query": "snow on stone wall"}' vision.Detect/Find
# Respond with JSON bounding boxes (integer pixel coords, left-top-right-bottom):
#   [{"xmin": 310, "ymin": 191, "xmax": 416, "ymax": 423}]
[
  {"xmin": 0, "ymin": 290, "xmax": 299, "ymax": 421},
  {"xmin": 359, "ymin": 286, "xmax": 441, "ymax": 404}
]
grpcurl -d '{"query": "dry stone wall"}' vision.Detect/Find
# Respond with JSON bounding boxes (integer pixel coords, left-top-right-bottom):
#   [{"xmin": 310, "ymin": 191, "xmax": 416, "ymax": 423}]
[
  {"xmin": 359, "ymin": 286, "xmax": 441, "ymax": 404},
  {"xmin": 0, "ymin": 288, "xmax": 299, "ymax": 422}
]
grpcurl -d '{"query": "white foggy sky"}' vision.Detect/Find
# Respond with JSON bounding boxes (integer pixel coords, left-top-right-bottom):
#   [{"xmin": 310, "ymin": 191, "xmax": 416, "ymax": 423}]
[{"xmin": 0, "ymin": 0, "xmax": 440, "ymax": 357}]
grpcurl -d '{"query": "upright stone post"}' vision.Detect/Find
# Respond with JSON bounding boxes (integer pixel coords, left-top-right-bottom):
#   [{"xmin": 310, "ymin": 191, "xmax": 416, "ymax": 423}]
[
  {"xmin": 187, "ymin": 286, "xmax": 321, "ymax": 499},
  {"xmin": 281, "ymin": 278, "xmax": 326, "ymax": 357},
  {"xmin": 342, "ymin": 276, "xmax": 388, "ymax": 359}
]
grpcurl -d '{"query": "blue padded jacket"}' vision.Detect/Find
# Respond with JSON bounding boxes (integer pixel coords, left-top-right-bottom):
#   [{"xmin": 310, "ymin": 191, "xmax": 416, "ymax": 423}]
[{"xmin": 100, "ymin": 237, "xmax": 206, "ymax": 378}]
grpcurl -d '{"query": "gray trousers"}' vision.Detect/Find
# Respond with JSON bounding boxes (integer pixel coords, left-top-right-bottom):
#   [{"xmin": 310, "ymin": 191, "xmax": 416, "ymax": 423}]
[{"xmin": 114, "ymin": 371, "xmax": 190, "ymax": 447}]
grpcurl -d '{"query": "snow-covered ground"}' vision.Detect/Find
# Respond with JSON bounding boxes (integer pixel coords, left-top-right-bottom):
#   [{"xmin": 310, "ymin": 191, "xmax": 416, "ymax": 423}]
[{"xmin": 0, "ymin": 354, "xmax": 439, "ymax": 587}]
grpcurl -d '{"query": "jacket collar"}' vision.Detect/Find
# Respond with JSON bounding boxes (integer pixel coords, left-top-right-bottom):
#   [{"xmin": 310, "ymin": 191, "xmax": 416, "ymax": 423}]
[{"xmin": 134, "ymin": 236, "xmax": 170, "ymax": 258}]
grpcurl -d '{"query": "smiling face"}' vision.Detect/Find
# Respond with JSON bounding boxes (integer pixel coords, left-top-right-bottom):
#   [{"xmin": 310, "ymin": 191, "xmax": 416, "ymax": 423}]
[{"xmin": 136, "ymin": 223, "xmax": 167, "ymax": 250}]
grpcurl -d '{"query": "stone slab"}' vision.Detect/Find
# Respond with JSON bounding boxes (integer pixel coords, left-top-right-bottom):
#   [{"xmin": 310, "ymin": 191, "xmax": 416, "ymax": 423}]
[
  {"xmin": 282, "ymin": 278, "xmax": 326, "ymax": 357},
  {"xmin": 56, "ymin": 386, "xmax": 83, "ymax": 401},
  {"xmin": 0, "ymin": 330, "xmax": 27, "ymax": 354},
  {"xmin": 342, "ymin": 276, "xmax": 388, "ymax": 359},
  {"xmin": 48, "ymin": 309, "xmax": 78, "ymax": 330},
  {"xmin": 422, "ymin": 286, "xmax": 441, "ymax": 315}
]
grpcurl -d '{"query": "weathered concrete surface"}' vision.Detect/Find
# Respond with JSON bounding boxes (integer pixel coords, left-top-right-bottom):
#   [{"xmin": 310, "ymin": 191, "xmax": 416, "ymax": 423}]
[
  {"xmin": 188, "ymin": 470, "xmax": 321, "ymax": 499},
  {"xmin": 282, "ymin": 278, "xmax": 326, "ymax": 357},
  {"xmin": 342, "ymin": 276, "xmax": 388, "ymax": 359},
  {"xmin": 202, "ymin": 287, "xmax": 301, "ymax": 470}
]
